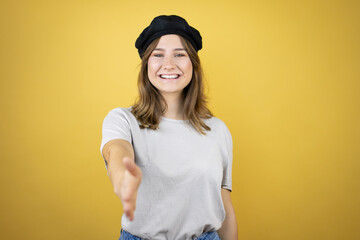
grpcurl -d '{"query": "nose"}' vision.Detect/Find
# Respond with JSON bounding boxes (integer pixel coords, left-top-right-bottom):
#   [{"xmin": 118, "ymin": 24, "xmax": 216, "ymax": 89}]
[{"xmin": 162, "ymin": 55, "xmax": 176, "ymax": 70}]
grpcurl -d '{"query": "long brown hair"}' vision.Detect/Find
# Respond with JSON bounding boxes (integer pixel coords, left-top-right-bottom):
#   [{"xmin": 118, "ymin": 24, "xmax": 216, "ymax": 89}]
[{"xmin": 131, "ymin": 35, "xmax": 213, "ymax": 135}]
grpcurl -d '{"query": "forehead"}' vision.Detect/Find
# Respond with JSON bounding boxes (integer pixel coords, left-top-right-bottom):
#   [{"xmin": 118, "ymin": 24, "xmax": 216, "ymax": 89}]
[{"xmin": 155, "ymin": 34, "xmax": 184, "ymax": 49}]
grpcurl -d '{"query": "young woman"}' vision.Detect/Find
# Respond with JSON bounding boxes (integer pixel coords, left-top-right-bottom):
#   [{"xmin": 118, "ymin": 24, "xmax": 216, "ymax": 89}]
[{"xmin": 100, "ymin": 15, "xmax": 238, "ymax": 240}]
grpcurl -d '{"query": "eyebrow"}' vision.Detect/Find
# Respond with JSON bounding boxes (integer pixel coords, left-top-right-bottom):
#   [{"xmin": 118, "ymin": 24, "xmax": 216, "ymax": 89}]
[{"xmin": 153, "ymin": 48, "xmax": 187, "ymax": 51}]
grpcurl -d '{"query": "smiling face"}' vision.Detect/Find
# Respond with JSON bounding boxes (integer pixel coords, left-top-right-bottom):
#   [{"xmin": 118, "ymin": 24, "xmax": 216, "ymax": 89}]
[{"xmin": 147, "ymin": 34, "xmax": 193, "ymax": 99}]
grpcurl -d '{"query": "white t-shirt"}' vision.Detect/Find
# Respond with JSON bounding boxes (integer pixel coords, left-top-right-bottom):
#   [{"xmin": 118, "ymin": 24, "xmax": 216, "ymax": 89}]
[{"xmin": 100, "ymin": 107, "xmax": 233, "ymax": 240}]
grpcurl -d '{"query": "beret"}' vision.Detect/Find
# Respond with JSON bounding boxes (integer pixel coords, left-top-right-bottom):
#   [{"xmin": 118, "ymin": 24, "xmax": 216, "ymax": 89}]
[{"xmin": 135, "ymin": 15, "xmax": 202, "ymax": 58}]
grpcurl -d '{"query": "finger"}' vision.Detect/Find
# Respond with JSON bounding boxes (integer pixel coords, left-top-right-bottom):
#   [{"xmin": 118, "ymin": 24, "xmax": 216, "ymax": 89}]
[
  {"xmin": 121, "ymin": 174, "xmax": 138, "ymax": 201},
  {"xmin": 129, "ymin": 211, "xmax": 134, "ymax": 221},
  {"xmin": 123, "ymin": 157, "xmax": 142, "ymax": 177},
  {"xmin": 123, "ymin": 202, "xmax": 135, "ymax": 221}
]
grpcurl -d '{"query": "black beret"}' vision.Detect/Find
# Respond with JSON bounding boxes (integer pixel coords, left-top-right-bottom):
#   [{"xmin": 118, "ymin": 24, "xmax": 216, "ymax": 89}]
[{"xmin": 135, "ymin": 15, "xmax": 202, "ymax": 58}]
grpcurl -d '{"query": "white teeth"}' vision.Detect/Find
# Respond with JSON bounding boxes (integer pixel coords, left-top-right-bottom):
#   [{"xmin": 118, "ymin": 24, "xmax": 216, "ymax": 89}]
[{"xmin": 160, "ymin": 74, "xmax": 179, "ymax": 79}]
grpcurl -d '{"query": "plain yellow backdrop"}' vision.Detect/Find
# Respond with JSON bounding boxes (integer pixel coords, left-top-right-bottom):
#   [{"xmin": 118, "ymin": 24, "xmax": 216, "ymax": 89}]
[{"xmin": 1, "ymin": 0, "xmax": 359, "ymax": 239}]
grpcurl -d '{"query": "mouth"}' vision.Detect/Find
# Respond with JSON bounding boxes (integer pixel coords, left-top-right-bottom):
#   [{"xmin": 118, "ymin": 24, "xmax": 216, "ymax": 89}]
[{"xmin": 158, "ymin": 74, "xmax": 181, "ymax": 79}]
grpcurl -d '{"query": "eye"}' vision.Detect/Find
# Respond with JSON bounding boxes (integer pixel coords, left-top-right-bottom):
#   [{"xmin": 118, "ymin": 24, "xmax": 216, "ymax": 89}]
[
  {"xmin": 175, "ymin": 53, "xmax": 185, "ymax": 57},
  {"xmin": 152, "ymin": 53, "xmax": 163, "ymax": 57}
]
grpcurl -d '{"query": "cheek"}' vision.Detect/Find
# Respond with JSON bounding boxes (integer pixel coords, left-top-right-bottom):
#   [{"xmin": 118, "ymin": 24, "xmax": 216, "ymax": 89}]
[
  {"xmin": 148, "ymin": 59, "xmax": 161, "ymax": 75},
  {"xmin": 183, "ymin": 61, "xmax": 193, "ymax": 76}
]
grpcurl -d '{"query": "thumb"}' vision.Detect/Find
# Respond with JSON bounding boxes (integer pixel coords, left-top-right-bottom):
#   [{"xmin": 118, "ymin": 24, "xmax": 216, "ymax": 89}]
[{"xmin": 123, "ymin": 157, "xmax": 141, "ymax": 177}]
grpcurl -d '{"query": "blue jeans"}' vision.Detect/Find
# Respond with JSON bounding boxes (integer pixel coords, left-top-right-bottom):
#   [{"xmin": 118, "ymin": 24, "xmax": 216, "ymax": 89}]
[{"xmin": 119, "ymin": 229, "xmax": 221, "ymax": 240}]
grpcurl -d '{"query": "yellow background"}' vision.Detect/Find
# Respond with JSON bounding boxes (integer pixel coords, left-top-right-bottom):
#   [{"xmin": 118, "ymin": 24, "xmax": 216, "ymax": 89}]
[{"xmin": 1, "ymin": 0, "xmax": 359, "ymax": 239}]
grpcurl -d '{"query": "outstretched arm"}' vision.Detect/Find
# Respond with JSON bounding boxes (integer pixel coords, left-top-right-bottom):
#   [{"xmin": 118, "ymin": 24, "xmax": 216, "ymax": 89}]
[
  {"xmin": 103, "ymin": 139, "xmax": 142, "ymax": 221},
  {"xmin": 217, "ymin": 188, "xmax": 238, "ymax": 240}
]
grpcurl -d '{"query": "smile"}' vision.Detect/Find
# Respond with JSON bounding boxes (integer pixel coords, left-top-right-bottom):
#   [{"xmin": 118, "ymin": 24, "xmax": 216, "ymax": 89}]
[{"xmin": 159, "ymin": 74, "xmax": 180, "ymax": 79}]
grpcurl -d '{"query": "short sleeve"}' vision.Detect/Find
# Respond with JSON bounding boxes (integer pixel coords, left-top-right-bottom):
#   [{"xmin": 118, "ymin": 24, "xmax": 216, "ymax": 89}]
[
  {"xmin": 100, "ymin": 108, "xmax": 132, "ymax": 168},
  {"xmin": 221, "ymin": 123, "xmax": 233, "ymax": 191}
]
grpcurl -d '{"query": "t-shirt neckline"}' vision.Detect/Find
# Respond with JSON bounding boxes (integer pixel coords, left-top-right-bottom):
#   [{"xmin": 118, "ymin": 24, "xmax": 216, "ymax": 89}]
[
  {"xmin": 127, "ymin": 106, "xmax": 189, "ymax": 124},
  {"xmin": 161, "ymin": 116, "xmax": 189, "ymax": 124}
]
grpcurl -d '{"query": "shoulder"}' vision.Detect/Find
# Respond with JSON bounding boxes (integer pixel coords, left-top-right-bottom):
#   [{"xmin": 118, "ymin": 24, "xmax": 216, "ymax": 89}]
[
  {"xmin": 102, "ymin": 106, "xmax": 138, "ymax": 126},
  {"xmin": 103, "ymin": 106, "xmax": 135, "ymax": 120},
  {"xmin": 204, "ymin": 116, "xmax": 233, "ymax": 143},
  {"xmin": 106, "ymin": 106, "xmax": 132, "ymax": 116},
  {"xmin": 205, "ymin": 116, "xmax": 231, "ymax": 133}
]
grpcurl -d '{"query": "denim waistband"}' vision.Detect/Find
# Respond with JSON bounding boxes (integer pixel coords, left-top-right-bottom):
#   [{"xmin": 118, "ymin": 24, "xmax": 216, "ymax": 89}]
[{"xmin": 119, "ymin": 229, "xmax": 220, "ymax": 240}]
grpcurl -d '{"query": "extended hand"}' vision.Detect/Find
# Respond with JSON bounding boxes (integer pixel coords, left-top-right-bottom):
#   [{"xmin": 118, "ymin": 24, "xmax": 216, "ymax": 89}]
[{"xmin": 119, "ymin": 157, "xmax": 142, "ymax": 221}]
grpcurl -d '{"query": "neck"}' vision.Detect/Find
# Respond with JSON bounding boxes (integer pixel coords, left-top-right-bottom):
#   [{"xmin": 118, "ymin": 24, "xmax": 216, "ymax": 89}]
[{"xmin": 162, "ymin": 92, "xmax": 185, "ymax": 120}]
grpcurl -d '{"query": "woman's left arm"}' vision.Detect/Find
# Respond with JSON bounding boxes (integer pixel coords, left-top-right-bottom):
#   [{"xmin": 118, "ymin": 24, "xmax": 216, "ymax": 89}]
[{"xmin": 217, "ymin": 188, "xmax": 238, "ymax": 240}]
